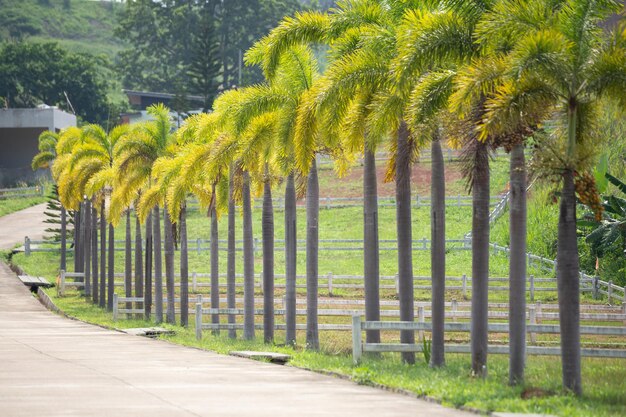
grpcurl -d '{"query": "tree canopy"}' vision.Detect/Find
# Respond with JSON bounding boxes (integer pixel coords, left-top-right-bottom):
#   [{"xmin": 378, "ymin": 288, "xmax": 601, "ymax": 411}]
[{"xmin": 0, "ymin": 41, "xmax": 111, "ymax": 124}]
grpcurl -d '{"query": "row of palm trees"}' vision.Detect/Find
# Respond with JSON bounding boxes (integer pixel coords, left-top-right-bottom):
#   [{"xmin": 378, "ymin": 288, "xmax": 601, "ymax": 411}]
[{"xmin": 33, "ymin": 0, "xmax": 625, "ymax": 396}]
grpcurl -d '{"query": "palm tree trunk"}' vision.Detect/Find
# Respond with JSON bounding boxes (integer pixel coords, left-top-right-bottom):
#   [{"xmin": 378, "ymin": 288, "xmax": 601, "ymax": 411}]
[
  {"xmin": 84, "ymin": 200, "xmax": 91, "ymax": 297},
  {"xmin": 262, "ymin": 166, "xmax": 275, "ymax": 343},
  {"xmin": 145, "ymin": 212, "xmax": 153, "ymax": 320},
  {"xmin": 60, "ymin": 206, "xmax": 67, "ymax": 272},
  {"xmin": 396, "ymin": 122, "xmax": 414, "ymax": 364},
  {"xmin": 107, "ymin": 223, "xmax": 115, "ymax": 311},
  {"xmin": 243, "ymin": 171, "xmax": 255, "ymax": 340},
  {"xmin": 154, "ymin": 205, "xmax": 163, "ymax": 324},
  {"xmin": 509, "ymin": 142, "xmax": 527, "ymax": 384},
  {"xmin": 125, "ymin": 209, "xmax": 132, "ymax": 318},
  {"xmin": 74, "ymin": 209, "xmax": 80, "ymax": 273},
  {"xmin": 164, "ymin": 204, "xmax": 176, "ymax": 325},
  {"xmin": 210, "ymin": 198, "xmax": 220, "ymax": 333},
  {"xmin": 99, "ymin": 200, "xmax": 106, "ymax": 309},
  {"xmin": 91, "ymin": 206, "xmax": 98, "ymax": 305},
  {"xmin": 430, "ymin": 134, "xmax": 446, "ymax": 367},
  {"xmin": 557, "ymin": 168, "xmax": 581, "ymax": 394},
  {"xmin": 227, "ymin": 168, "xmax": 236, "ymax": 338},
  {"xmin": 363, "ymin": 147, "xmax": 380, "ymax": 344},
  {"xmin": 284, "ymin": 173, "xmax": 297, "ymax": 345},
  {"xmin": 135, "ymin": 212, "xmax": 143, "ymax": 319},
  {"xmin": 180, "ymin": 204, "xmax": 189, "ymax": 327},
  {"xmin": 471, "ymin": 140, "xmax": 490, "ymax": 376},
  {"xmin": 306, "ymin": 158, "xmax": 320, "ymax": 351}
]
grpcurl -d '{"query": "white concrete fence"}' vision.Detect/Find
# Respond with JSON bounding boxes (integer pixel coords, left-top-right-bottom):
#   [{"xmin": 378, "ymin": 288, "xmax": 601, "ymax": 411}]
[
  {"xmin": 350, "ymin": 315, "xmax": 626, "ymax": 362},
  {"xmin": 0, "ymin": 185, "xmax": 44, "ymax": 200}
]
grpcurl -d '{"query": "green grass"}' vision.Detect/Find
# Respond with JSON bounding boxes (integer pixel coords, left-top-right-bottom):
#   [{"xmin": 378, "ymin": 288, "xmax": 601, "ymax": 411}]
[
  {"xmin": 0, "ymin": 195, "xmax": 46, "ymax": 217},
  {"xmin": 23, "ymin": 285, "xmax": 626, "ymax": 417}
]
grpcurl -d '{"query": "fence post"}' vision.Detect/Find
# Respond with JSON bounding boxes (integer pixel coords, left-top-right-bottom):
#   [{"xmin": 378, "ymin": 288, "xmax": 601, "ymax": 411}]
[
  {"xmin": 417, "ymin": 306, "xmax": 425, "ymax": 342},
  {"xmin": 457, "ymin": 194, "xmax": 461, "ymax": 207},
  {"xmin": 253, "ymin": 238, "xmax": 259, "ymax": 257},
  {"xmin": 422, "ymin": 238, "xmax": 427, "ymax": 250},
  {"xmin": 352, "ymin": 315, "xmax": 362, "ymax": 365},
  {"xmin": 527, "ymin": 253, "xmax": 532, "ymax": 268},
  {"xmin": 192, "ymin": 272, "xmax": 197, "ymax": 293},
  {"xmin": 536, "ymin": 301, "xmax": 542, "ymax": 325},
  {"xmin": 327, "ymin": 272, "xmax": 333, "ymax": 295},
  {"xmin": 326, "ymin": 197, "xmax": 330, "ymax": 210},
  {"xmin": 622, "ymin": 302, "xmax": 626, "ymax": 326},
  {"xmin": 529, "ymin": 305, "xmax": 536, "ymax": 344},
  {"xmin": 529, "ymin": 275, "xmax": 535, "ymax": 302},
  {"xmin": 195, "ymin": 303, "xmax": 203, "ymax": 340},
  {"xmin": 608, "ymin": 280, "xmax": 613, "ymax": 302},
  {"xmin": 24, "ymin": 236, "xmax": 31, "ymax": 256},
  {"xmin": 395, "ymin": 273, "xmax": 399, "ymax": 297},
  {"xmin": 113, "ymin": 293, "xmax": 119, "ymax": 321},
  {"xmin": 58, "ymin": 270, "xmax": 65, "ymax": 296},
  {"xmin": 592, "ymin": 276, "xmax": 598, "ymax": 299},
  {"xmin": 416, "ymin": 195, "xmax": 421, "ymax": 208},
  {"xmin": 258, "ymin": 271, "xmax": 263, "ymax": 295},
  {"xmin": 196, "ymin": 238, "xmax": 201, "ymax": 255},
  {"xmin": 462, "ymin": 274, "xmax": 467, "ymax": 299},
  {"xmin": 451, "ymin": 299, "xmax": 458, "ymax": 322}
]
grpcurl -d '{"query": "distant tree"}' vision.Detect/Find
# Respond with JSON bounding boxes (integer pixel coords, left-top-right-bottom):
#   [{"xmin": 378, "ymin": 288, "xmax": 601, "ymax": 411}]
[
  {"xmin": 187, "ymin": 10, "xmax": 221, "ymax": 111},
  {"xmin": 116, "ymin": 0, "xmax": 300, "ymax": 94},
  {"xmin": 0, "ymin": 41, "xmax": 110, "ymax": 123}
]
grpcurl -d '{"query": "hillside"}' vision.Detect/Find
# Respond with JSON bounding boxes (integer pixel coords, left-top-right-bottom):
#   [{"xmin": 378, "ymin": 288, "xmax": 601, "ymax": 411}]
[
  {"xmin": 0, "ymin": 0, "xmax": 124, "ymax": 100},
  {"xmin": 0, "ymin": 0, "xmax": 121, "ymax": 56}
]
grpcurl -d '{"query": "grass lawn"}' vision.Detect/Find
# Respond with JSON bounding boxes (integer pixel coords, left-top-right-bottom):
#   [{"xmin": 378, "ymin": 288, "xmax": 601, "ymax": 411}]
[
  {"xmin": 5, "ymin": 153, "xmax": 624, "ymax": 416},
  {"xmin": 21, "ymin": 286, "xmax": 626, "ymax": 417},
  {"xmin": 0, "ymin": 195, "xmax": 47, "ymax": 217}
]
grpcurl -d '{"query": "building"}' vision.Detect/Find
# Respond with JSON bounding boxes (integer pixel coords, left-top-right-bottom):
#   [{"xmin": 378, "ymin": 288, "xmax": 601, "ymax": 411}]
[
  {"xmin": 121, "ymin": 90, "xmax": 206, "ymax": 126},
  {"xmin": 0, "ymin": 106, "xmax": 76, "ymax": 186}
]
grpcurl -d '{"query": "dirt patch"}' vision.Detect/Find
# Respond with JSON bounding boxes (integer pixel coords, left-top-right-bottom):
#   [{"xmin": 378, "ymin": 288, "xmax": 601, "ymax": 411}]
[
  {"xmin": 521, "ymin": 387, "xmax": 554, "ymax": 399},
  {"xmin": 318, "ymin": 161, "xmax": 466, "ymax": 198}
]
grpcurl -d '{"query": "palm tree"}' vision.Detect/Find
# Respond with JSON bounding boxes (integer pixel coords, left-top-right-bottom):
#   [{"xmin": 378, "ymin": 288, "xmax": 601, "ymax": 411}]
[
  {"xmin": 32, "ymin": 131, "xmax": 70, "ymax": 273},
  {"xmin": 165, "ymin": 113, "xmax": 230, "ymax": 328},
  {"xmin": 134, "ymin": 210, "xmax": 143, "ymax": 318},
  {"xmin": 394, "ymin": 0, "xmax": 513, "ymax": 374},
  {"xmin": 255, "ymin": 1, "xmax": 392, "ymax": 348},
  {"xmin": 91, "ymin": 205, "xmax": 98, "ymax": 305},
  {"xmin": 478, "ymin": 0, "xmax": 626, "ymax": 393},
  {"xmin": 114, "ymin": 104, "xmax": 178, "ymax": 324},
  {"xmin": 76, "ymin": 124, "xmax": 129, "ymax": 310},
  {"xmin": 125, "ymin": 209, "xmax": 132, "ymax": 317}
]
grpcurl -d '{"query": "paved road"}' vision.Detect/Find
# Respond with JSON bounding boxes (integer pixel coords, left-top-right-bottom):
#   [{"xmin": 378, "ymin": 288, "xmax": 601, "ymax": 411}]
[
  {"xmin": 0, "ymin": 205, "xmax": 473, "ymax": 416},
  {"xmin": 0, "ymin": 203, "xmax": 47, "ymax": 250}
]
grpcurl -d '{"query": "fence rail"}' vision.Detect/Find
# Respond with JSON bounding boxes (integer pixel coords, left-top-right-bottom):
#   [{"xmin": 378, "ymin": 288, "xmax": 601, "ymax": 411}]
[
  {"xmin": 111, "ymin": 294, "xmax": 626, "ymax": 329},
  {"xmin": 351, "ymin": 316, "xmax": 626, "ymax": 362},
  {"xmin": 54, "ymin": 265, "xmax": 626, "ymax": 305},
  {"xmin": 185, "ymin": 194, "xmax": 504, "ymax": 211},
  {"xmin": 26, "ymin": 235, "xmax": 626, "ymax": 303},
  {"xmin": 0, "ymin": 185, "xmax": 43, "ymax": 200}
]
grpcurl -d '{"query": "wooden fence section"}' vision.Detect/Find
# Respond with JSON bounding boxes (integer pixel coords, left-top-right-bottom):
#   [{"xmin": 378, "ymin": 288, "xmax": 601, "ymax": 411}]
[
  {"xmin": 0, "ymin": 185, "xmax": 43, "ymax": 200},
  {"xmin": 100, "ymin": 271, "xmax": 567, "ymax": 300},
  {"xmin": 111, "ymin": 294, "xmax": 626, "ymax": 329},
  {"xmin": 58, "ymin": 266, "xmax": 624, "ymax": 304},
  {"xmin": 57, "ymin": 270, "xmax": 85, "ymax": 296},
  {"xmin": 351, "ymin": 316, "xmax": 626, "ymax": 363},
  {"xmin": 185, "ymin": 194, "xmax": 504, "ymax": 211}
]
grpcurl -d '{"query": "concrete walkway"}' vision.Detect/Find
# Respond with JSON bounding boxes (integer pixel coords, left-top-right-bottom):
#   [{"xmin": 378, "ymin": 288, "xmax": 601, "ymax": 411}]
[
  {"xmin": 0, "ymin": 203, "xmax": 47, "ymax": 250},
  {"xmin": 0, "ymin": 205, "xmax": 473, "ymax": 416}
]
